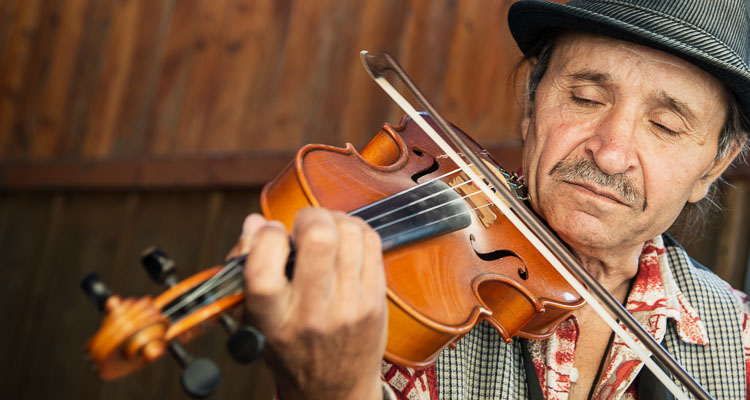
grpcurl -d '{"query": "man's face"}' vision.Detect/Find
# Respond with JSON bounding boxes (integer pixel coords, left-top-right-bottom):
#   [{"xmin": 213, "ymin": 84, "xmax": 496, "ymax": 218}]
[{"xmin": 521, "ymin": 32, "xmax": 733, "ymax": 257}]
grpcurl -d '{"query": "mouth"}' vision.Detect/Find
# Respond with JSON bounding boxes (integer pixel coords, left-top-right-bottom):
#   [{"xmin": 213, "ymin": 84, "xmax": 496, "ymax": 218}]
[{"xmin": 564, "ymin": 180, "xmax": 632, "ymax": 207}]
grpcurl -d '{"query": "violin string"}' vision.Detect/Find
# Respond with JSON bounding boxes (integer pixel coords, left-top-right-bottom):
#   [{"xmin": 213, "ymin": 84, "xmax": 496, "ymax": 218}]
[
  {"xmin": 164, "ymin": 201, "xmax": 497, "ymax": 320},
  {"xmin": 203, "ymin": 272, "xmax": 245, "ymax": 304},
  {"xmin": 163, "ymin": 166, "xmax": 507, "ymax": 318},
  {"xmin": 161, "ymin": 255, "xmax": 246, "ymax": 318},
  {"xmin": 348, "ymin": 164, "xmax": 472, "ymax": 214},
  {"xmin": 352, "ymin": 160, "xmax": 514, "ymax": 230},
  {"xmin": 374, "ymin": 203, "xmax": 490, "ymax": 242},
  {"xmin": 163, "ymin": 263, "xmax": 244, "ymax": 318},
  {"xmin": 162, "ymin": 160, "xmax": 508, "ymax": 318},
  {"xmin": 368, "ymin": 188, "xmax": 491, "ymax": 233},
  {"xmin": 361, "ymin": 178, "xmax": 474, "ymax": 225}
]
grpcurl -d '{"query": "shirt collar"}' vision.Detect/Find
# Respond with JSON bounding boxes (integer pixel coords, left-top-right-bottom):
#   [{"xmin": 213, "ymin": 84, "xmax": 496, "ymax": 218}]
[{"xmin": 625, "ymin": 235, "xmax": 709, "ymax": 345}]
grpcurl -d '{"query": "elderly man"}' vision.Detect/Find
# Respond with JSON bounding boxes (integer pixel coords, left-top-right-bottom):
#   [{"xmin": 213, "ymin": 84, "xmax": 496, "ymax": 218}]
[{"xmin": 233, "ymin": 0, "xmax": 750, "ymax": 399}]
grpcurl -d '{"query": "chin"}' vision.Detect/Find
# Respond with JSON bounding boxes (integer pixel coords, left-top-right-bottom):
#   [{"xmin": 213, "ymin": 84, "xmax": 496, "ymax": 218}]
[{"xmin": 549, "ymin": 213, "xmax": 624, "ymax": 254}]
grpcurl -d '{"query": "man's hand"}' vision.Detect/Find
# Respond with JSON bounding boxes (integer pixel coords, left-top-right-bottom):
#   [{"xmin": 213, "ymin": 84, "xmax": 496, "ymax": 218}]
[{"xmin": 229, "ymin": 208, "xmax": 387, "ymax": 400}]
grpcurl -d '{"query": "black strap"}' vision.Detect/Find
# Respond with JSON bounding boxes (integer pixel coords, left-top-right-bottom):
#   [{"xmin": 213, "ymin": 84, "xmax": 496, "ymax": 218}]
[
  {"xmin": 585, "ymin": 331, "xmax": 616, "ymax": 400},
  {"xmin": 521, "ymin": 338, "xmax": 545, "ymax": 400},
  {"xmin": 637, "ymin": 347, "xmax": 674, "ymax": 400}
]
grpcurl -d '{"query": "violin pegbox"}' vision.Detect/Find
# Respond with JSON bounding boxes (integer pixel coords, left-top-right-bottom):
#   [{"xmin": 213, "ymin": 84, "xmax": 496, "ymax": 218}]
[
  {"xmin": 81, "ymin": 274, "xmax": 169, "ymax": 380},
  {"xmin": 82, "ymin": 247, "xmax": 268, "ymax": 398},
  {"xmin": 82, "ymin": 249, "xmax": 223, "ymax": 398}
]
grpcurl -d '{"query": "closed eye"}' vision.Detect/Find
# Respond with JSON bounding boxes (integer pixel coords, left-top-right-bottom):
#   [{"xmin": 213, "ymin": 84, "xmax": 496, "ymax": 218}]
[
  {"xmin": 571, "ymin": 95, "xmax": 602, "ymax": 106},
  {"xmin": 651, "ymin": 121, "xmax": 680, "ymax": 136}
]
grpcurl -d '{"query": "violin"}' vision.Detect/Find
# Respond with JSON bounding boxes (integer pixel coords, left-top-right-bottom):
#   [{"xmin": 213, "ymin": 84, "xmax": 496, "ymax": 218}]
[
  {"xmin": 82, "ymin": 51, "xmax": 713, "ymax": 400},
  {"xmin": 81, "ymin": 113, "xmax": 584, "ymax": 396}
]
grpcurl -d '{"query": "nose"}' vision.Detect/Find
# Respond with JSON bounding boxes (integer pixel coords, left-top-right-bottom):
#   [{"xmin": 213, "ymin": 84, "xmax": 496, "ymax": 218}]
[{"xmin": 583, "ymin": 106, "xmax": 638, "ymax": 176}]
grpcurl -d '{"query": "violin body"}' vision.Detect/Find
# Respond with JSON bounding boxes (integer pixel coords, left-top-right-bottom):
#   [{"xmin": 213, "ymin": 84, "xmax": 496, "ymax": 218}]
[{"xmin": 262, "ymin": 115, "xmax": 584, "ymax": 367}]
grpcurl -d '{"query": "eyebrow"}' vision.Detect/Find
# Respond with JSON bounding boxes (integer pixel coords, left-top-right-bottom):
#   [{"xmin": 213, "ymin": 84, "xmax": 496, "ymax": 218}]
[
  {"xmin": 658, "ymin": 90, "xmax": 698, "ymax": 125},
  {"xmin": 566, "ymin": 70, "xmax": 613, "ymax": 83}
]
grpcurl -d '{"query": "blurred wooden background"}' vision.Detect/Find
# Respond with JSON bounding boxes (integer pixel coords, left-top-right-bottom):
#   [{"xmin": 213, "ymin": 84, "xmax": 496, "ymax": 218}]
[{"xmin": 0, "ymin": 0, "xmax": 748, "ymax": 399}]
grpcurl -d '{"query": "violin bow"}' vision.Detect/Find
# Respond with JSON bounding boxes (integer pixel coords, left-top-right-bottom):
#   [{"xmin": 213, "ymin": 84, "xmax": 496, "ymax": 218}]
[{"xmin": 359, "ymin": 50, "xmax": 713, "ymax": 400}]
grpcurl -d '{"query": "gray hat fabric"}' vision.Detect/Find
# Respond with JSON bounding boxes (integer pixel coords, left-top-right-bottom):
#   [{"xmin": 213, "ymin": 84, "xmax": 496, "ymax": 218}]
[{"xmin": 508, "ymin": 0, "xmax": 750, "ymax": 124}]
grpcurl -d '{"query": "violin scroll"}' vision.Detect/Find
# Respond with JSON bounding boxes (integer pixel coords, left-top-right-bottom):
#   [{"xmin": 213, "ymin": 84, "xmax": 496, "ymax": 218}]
[
  {"xmin": 81, "ymin": 273, "xmax": 169, "ymax": 380},
  {"xmin": 82, "ymin": 248, "xmax": 265, "ymax": 398}
]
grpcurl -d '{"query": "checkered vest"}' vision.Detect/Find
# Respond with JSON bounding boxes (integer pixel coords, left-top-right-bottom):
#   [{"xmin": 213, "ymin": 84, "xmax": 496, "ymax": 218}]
[{"xmin": 436, "ymin": 235, "xmax": 746, "ymax": 399}]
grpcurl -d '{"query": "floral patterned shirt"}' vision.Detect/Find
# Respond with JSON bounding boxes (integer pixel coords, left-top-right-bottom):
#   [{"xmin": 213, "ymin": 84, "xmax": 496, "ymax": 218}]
[{"xmin": 381, "ymin": 235, "xmax": 750, "ymax": 400}]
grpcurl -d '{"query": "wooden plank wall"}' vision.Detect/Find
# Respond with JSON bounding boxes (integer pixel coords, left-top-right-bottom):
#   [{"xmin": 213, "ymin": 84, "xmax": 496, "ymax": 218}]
[
  {"xmin": 0, "ymin": 0, "xmax": 523, "ymax": 165},
  {"xmin": 0, "ymin": 0, "xmax": 749, "ymax": 399}
]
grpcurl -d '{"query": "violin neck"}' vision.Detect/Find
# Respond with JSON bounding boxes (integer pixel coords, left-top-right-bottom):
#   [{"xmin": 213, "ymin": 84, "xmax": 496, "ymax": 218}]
[{"xmin": 349, "ymin": 179, "xmax": 471, "ymax": 252}]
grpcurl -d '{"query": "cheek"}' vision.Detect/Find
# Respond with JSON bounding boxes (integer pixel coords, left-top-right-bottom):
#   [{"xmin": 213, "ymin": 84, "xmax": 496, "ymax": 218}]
[
  {"xmin": 524, "ymin": 120, "xmax": 585, "ymax": 214},
  {"xmin": 531, "ymin": 117, "xmax": 594, "ymax": 177},
  {"xmin": 639, "ymin": 148, "xmax": 705, "ymax": 210}
]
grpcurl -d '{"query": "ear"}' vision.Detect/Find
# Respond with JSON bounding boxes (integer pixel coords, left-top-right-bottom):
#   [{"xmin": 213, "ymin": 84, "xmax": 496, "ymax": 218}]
[
  {"xmin": 520, "ymin": 58, "xmax": 537, "ymax": 141},
  {"xmin": 687, "ymin": 145, "xmax": 743, "ymax": 203},
  {"xmin": 520, "ymin": 111, "xmax": 531, "ymax": 141}
]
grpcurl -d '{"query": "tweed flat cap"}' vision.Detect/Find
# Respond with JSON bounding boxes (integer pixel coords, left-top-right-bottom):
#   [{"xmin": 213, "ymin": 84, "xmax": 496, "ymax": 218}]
[{"xmin": 508, "ymin": 0, "xmax": 750, "ymax": 127}]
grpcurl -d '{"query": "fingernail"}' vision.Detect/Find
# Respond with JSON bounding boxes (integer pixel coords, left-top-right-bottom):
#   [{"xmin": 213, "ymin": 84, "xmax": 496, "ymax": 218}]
[
  {"xmin": 266, "ymin": 220, "xmax": 286, "ymax": 231},
  {"xmin": 241, "ymin": 214, "xmax": 265, "ymax": 238}
]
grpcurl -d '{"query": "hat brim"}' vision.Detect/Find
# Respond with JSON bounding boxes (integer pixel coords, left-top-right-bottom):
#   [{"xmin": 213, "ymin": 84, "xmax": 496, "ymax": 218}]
[{"xmin": 508, "ymin": 0, "xmax": 750, "ymax": 125}]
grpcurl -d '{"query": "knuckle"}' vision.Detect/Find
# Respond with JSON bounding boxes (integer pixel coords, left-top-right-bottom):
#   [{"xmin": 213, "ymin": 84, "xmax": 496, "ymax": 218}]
[
  {"xmin": 344, "ymin": 214, "xmax": 371, "ymax": 232},
  {"xmin": 300, "ymin": 313, "xmax": 333, "ymax": 336},
  {"xmin": 245, "ymin": 275, "xmax": 283, "ymax": 297},
  {"xmin": 295, "ymin": 206, "xmax": 328, "ymax": 226},
  {"xmin": 300, "ymin": 223, "xmax": 338, "ymax": 248},
  {"xmin": 363, "ymin": 227, "xmax": 382, "ymax": 250},
  {"xmin": 253, "ymin": 223, "xmax": 288, "ymax": 245},
  {"xmin": 337, "ymin": 218, "xmax": 364, "ymax": 239},
  {"xmin": 339, "ymin": 295, "xmax": 383, "ymax": 323}
]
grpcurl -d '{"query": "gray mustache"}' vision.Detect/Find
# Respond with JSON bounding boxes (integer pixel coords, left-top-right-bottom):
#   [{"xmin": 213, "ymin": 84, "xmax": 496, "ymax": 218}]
[{"xmin": 550, "ymin": 158, "xmax": 643, "ymax": 208}]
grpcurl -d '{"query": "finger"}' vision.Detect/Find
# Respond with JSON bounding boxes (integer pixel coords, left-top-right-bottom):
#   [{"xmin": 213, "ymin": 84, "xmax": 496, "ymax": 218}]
[
  {"xmin": 226, "ymin": 214, "xmax": 267, "ymax": 260},
  {"xmin": 359, "ymin": 224, "xmax": 386, "ymax": 313},
  {"xmin": 243, "ymin": 221, "xmax": 291, "ymax": 329},
  {"xmin": 290, "ymin": 207, "xmax": 338, "ymax": 302},
  {"xmin": 331, "ymin": 212, "xmax": 364, "ymax": 295}
]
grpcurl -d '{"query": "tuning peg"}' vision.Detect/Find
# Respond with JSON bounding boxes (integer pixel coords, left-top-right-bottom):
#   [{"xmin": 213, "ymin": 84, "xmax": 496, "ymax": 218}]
[
  {"xmin": 81, "ymin": 273, "xmax": 113, "ymax": 313},
  {"xmin": 141, "ymin": 246, "xmax": 177, "ymax": 287},
  {"xmin": 168, "ymin": 342, "xmax": 221, "ymax": 398},
  {"xmin": 219, "ymin": 314, "xmax": 266, "ymax": 364}
]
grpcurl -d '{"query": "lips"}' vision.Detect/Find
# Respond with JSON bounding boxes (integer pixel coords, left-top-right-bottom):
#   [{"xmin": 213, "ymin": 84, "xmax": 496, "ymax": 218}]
[
  {"xmin": 550, "ymin": 157, "xmax": 642, "ymax": 208},
  {"xmin": 565, "ymin": 180, "xmax": 632, "ymax": 206}
]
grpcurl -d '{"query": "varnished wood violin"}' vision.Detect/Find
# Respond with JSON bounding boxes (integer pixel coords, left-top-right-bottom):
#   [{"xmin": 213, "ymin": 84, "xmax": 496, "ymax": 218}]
[{"xmin": 82, "ymin": 112, "xmax": 584, "ymax": 397}]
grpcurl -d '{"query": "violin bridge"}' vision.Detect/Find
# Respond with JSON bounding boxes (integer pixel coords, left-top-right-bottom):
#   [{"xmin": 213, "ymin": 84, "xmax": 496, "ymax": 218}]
[
  {"xmin": 450, "ymin": 172, "xmax": 496, "ymax": 228},
  {"xmin": 448, "ymin": 161, "xmax": 505, "ymax": 228},
  {"xmin": 449, "ymin": 160, "xmax": 515, "ymax": 229}
]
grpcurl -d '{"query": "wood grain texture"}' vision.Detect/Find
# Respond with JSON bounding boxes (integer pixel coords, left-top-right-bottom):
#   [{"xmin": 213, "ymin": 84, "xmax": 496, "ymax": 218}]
[
  {"xmin": 0, "ymin": 0, "xmax": 43, "ymax": 157},
  {"xmin": 0, "ymin": 0, "xmax": 524, "ymax": 164}
]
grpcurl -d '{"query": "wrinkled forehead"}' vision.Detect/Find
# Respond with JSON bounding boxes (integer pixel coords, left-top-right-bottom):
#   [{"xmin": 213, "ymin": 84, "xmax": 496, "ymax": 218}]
[{"xmin": 546, "ymin": 31, "xmax": 731, "ymax": 111}]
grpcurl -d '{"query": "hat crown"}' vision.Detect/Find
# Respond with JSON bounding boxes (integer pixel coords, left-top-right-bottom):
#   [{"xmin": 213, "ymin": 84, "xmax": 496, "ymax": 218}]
[{"xmin": 569, "ymin": 0, "xmax": 750, "ymax": 72}]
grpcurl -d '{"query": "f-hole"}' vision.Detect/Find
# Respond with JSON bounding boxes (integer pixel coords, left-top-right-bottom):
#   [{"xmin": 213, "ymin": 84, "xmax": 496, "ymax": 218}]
[
  {"xmin": 410, "ymin": 148, "xmax": 440, "ymax": 183},
  {"xmin": 469, "ymin": 234, "xmax": 528, "ymax": 280}
]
